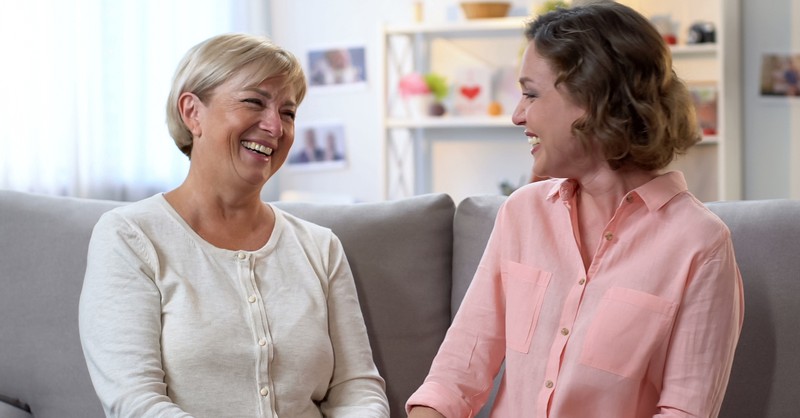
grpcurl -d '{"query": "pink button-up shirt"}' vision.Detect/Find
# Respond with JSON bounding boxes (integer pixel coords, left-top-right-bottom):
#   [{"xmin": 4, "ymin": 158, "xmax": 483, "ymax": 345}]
[{"xmin": 407, "ymin": 172, "xmax": 744, "ymax": 418}]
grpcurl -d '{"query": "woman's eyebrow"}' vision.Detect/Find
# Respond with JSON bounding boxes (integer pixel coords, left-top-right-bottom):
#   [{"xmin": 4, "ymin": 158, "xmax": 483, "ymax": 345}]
[{"xmin": 243, "ymin": 87, "xmax": 272, "ymax": 99}]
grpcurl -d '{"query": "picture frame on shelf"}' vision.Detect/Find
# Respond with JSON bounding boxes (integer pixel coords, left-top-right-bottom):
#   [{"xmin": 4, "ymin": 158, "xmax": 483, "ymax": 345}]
[
  {"xmin": 452, "ymin": 67, "xmax": 492, "ymax": 116},
  {"xmin": 687, "ymin": 81, "xmax": 719, "ymax": 138},
  {"xmin": 492, "ymin": 65, "xmax": 519, "ymax": 118}
]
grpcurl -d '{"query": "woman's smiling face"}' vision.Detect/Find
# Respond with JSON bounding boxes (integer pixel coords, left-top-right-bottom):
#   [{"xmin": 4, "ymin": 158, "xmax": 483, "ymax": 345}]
[
  {"xmin": 184, "ymin": 70, "xmax": 298, "ymax": 189},
  {"xmin": 512, "ymin": 42, "xmax": 598, "ymax": 180}
]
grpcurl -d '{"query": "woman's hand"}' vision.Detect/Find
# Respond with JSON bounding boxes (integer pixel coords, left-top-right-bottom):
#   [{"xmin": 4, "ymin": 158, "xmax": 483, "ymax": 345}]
[{"xmin": 407, "ymin": 406, "xmax": 446, "ymax": 418}]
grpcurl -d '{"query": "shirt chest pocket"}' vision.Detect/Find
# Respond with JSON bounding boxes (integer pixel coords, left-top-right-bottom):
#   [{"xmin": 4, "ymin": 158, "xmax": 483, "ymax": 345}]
[
  {"xmin": 501, "ymin": 261, "xmax": 552, "ymax": 354},
  {"xmin": 580, "ymin": 287, "xmax": 677, "ymax": 380}
]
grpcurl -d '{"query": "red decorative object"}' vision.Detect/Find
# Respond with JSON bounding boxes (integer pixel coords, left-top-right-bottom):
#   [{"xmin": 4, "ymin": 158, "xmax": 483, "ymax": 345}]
[{"xmin": 460, "ymin": 85, "xmax": 481, "ymax": 100}]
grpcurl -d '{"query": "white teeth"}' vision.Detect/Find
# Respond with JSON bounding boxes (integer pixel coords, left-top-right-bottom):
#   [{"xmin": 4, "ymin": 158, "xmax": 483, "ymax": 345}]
[
  {"xmin": 528, "ymin": 135, "xmax": 541, "ymax": 146},
  {"xmin": 242, "ymin": 141, "xmax": 273, "ymax": 156}
]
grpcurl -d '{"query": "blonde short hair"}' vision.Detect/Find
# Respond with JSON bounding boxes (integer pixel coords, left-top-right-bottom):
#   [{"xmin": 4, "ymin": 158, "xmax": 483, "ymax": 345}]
[{"xmin": 166, "ymin": 33, "xmax": 307, "ymax": 157}]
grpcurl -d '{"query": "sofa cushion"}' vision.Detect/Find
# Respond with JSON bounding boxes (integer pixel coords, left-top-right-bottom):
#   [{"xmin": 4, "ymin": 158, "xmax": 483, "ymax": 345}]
[
  {"xmin": 451, "ymin": 195, "xmax": 504, "ymax": 319},
  {"xmin": 0, "ymin": 394, "xmax": 32, "ymax": 418},
  {"xmin": 0, "ymin": 190, "xmax": 455, "ymax": 418},
  {"xmin": 274, "ymin": 193, "xmax": 455, "ymax": 417},
  {"xmin": 453, "ymin": 196, "xmax": 800, "ymax": 418},
  {"xmin": 0, "ymin": 400, "xmax": 32, "ymax": 418},
  {"xmin": 0, "ymin": 191, "xmax": 119, "ymax": 418},
  {"xmin": 450, "ymin": 195, "xmax": 505, "ymax": 418},
  {"xmin": 708, "ymin": 199, "xmax": 800, "ymax": 418}
]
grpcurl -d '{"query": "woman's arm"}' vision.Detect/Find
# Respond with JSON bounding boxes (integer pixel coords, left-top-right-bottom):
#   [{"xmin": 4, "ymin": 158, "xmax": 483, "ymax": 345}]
[
  {"xmin": 655, "ymin": 236, "xmax": 744, "ymax": 417},
  {"xmin": 405, "ymin": 201, "xmax": 514, "ymax": 418},
  {"xmin": 319, "ymin": 235, "xmax": 390, "ymax": 418},
  {"xmin": 407, "ymin": 406, "xmax": 446, "ymax": 418},
  {"xmin": 79, "ymin": 213, "xmax": 192, "ymax": 418}
]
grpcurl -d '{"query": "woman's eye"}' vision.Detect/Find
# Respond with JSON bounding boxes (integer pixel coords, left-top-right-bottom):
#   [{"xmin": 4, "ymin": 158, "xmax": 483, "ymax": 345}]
[
  {"xmin": 243, "ymin": 98, "xmax": 264, "ymax": 106},
  {"xmin": 282, "ymin": 110, "xmax": 296, "ymax": 121},
  {"xmin": 522, "ymin": 92, "xmax": 537, "ymax": 100}
]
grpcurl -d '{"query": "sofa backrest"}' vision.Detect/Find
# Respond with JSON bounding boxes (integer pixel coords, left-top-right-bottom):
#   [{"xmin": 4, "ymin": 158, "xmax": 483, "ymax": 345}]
[
  {"xmin": 707, "ymin": 199, "xmax": 800, "ymax": 418},
  {"xmin": 0, "ymin": 190, "xmax": 456, "ymax": 418},
  {"xmin": 0, "ymin": 191, "xmax": 121, "ymax": 418},
  {"xmin": 3, "ymin": 189, "xmax": 799, "ymax": 418},
  {"xmin": 273, "ymin": 194, "xmax": 456, "ymax": 417},
  {"xmin": 452, "ymin": 195, "xmax": 800, "ymax": 418},
  {"xmin": 451, "ymin": 195, "xmax": 505, "ymax": 418}
]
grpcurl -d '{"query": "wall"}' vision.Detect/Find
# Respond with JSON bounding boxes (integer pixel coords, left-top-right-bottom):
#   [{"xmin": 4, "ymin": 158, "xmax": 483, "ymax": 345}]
[
  {"xmin": 269, "ymin": 0, "xmax": 411, "ymax": 202},
  {"xmin": 742, "ymin": 0, "xmax": 800, "ymax": 199},
  {"xmin": 271, "ymin": 0, "xmax": 800, "ymax": 202},
  {"xmin": 269, "ymin": 0, "xmax": 533, "ymax": 203}
]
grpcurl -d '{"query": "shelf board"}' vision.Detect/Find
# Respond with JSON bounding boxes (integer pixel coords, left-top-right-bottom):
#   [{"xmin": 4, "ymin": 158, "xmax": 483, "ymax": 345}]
[
  {"xmin": 670, "ymin": 43, "xmax": 717, "ymax": 56},
  {"xmin": 385, "ymin": 17, "xmax": 527, "ymax": 35},
  {"xmin": 387, "ymin": 115, "xmax": 518, "ymax": 128},
  {"xmin": 699, "ymin": 135, "xmax": 719, "ymax": 145}
]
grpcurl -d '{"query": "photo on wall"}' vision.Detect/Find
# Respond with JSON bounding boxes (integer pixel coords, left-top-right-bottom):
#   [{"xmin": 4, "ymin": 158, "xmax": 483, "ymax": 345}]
[
  {"xmin": 287, "ymin": 121, "xmax": 348, "ymax": 171},
  {"xmin": 306, "ymin": 45, "xmax": 367, "ymax": 91},
  {"xmin": 759, "ymin": 53, "xmax": 800, "ymax": 97}
]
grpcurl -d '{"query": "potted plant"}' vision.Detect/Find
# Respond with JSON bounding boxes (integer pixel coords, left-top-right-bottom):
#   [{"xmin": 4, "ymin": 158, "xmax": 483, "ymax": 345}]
[
  {"xmin": 398, "ymin": 72, "xmax": 449, "ymax": 117},
  {"xmin": 424, "ymin": 73, "xmax": 448, "ymax": 116}
]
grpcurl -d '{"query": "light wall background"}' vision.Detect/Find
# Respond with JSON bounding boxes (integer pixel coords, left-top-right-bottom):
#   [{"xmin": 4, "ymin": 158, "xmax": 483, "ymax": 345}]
[
  {"xmin": 268, "ymin": 0, "xmax": 800, "ymax": 203},
  {"xmin": 742, "ymin": 0, "xmax": 800, "ymax": 199}
]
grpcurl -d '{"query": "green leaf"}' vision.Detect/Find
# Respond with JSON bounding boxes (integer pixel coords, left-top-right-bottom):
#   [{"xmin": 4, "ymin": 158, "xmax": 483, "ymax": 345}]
[{"xmin": 424, "ymin": 73, "xmax": 449, "ymax": 101}]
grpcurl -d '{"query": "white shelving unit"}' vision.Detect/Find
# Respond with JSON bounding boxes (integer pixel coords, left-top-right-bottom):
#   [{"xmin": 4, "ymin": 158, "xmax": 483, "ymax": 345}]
[
  {"xmin": 380, "ymin": 1, "xmax": 741, "ymax": 202},
  {"xmin": 380, "ymin": 17, "xmax": 527, "ymax": 200},
  {"xmin": 617, "ymin": 0, "xmax": 742, "ymax": 201}
]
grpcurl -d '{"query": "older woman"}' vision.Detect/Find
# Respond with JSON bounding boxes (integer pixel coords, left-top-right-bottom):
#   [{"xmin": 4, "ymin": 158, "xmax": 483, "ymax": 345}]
[
  {"xmin": 407, "ymin": 3, "xmax": 743, "ymax": 418},
  {"xmin": 79, "ymin": 33, "xmax": 389, "ymax": 418}
]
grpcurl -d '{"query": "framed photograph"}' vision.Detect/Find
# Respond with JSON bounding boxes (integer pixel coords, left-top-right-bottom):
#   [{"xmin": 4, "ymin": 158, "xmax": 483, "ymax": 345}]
[
  {"xmin": 688, "ymin": 81, "xmax": 718, "ymax": 137},
  {"xmin": 287, "ymin": 121, "xmax": 348, "ymax": 171},
  {"xmin": 760, "ymin": 53, "xmax": 800, "ymax": 97},
  {"xmin": 306, "ymin": 45, "xmax": 367, "ymax": 91}
]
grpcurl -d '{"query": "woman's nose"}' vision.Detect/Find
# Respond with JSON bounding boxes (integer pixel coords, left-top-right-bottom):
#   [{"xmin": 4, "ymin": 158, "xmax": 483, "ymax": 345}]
[
  {"xmin": 260, "ymin": 109, "xmax": 283, "ymax": 137},
  {"xmin": 511, "ymin": 101, "xmax": 526, "ymax": 126}
]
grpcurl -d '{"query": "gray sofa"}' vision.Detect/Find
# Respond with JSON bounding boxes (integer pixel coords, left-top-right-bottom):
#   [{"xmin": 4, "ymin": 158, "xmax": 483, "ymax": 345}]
[{"xmin": 1, "ymin": 190, "xmax": 799, "ymax": 418}]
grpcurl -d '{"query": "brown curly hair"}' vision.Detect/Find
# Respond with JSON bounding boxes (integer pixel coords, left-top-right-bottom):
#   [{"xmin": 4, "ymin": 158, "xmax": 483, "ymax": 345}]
[{"xmin": 525, "ymin": 2, "xmax": 700, "ymax": 171}]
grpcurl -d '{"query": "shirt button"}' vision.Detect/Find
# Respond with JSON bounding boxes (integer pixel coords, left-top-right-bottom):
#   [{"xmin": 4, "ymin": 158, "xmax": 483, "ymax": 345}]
[
  {"xmin": 604, "ymin": 232, "xmax": 614, "ymax": 241},
  {"xmin": 258, "ymin": 338, "xmax": 267, "ymax": 346},
  {"xmin": 260, "ymin": 387, "xmax": 269, "ymax": 396},
  {"xmin": 248, "ymin": 295, "xmax": 257, "ymax": 303},
  {"xmin": 578, "ymin": 277, "xmax": 586, "ymax": 285},
  {"xmin": 561, "ymin": 328, "xmax": 570, "ymax": 336},
  {"xmin": 237, "ymin": 252, "xmax": 247, "ymax": 260},
  {"xmin": 545, "ymin": 380, "xmax": 554, "ymax": 388}
]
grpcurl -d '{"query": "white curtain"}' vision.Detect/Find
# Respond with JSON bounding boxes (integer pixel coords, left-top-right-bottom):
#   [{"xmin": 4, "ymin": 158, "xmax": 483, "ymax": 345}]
[{"xmin": 0, "ymin": 0, "xmax": 270, "ymax": 201}]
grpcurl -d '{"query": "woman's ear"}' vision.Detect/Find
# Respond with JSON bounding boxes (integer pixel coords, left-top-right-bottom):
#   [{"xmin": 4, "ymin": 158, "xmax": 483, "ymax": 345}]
[{"xmin": 178, "ymin": 92, "xmax": 203, "ymax": 137}]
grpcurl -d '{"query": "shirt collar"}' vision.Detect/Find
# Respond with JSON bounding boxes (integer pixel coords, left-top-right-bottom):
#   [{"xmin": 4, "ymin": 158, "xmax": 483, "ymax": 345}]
[
  {"xmin": 544, "ymin": 171, "xmax": 688, "ymax": 211},
  {"xmin": 633, "ymin": 171, "xmax": 688, "ymax": 211},
  {"xmin": 546, "ymin": 178, "xmax": 578, "ymax": 203}
]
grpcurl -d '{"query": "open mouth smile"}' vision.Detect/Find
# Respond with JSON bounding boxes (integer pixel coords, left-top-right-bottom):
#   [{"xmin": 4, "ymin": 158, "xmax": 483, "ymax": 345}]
[{"xmin": 241, "ymin": 140, "xmax": 273, "ymax": 156}]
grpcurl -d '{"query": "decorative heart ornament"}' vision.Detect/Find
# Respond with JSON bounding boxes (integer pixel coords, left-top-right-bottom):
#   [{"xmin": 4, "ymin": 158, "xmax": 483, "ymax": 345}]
[{"xmin": 460, "ymin": 85, "xmax": 481, "ymax": 100}]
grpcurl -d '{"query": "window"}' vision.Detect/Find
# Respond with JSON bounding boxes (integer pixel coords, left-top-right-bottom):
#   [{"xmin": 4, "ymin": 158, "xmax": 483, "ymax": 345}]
[{"xmin": 0, "ymin": 0, "xmax": 270, "ymax": 201}]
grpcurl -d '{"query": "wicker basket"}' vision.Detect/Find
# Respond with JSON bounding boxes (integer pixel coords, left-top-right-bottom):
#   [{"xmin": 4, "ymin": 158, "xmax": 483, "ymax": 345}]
[{"xmin": 460, "ymin": 2, "xmax": 512, "ymax": 19}]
